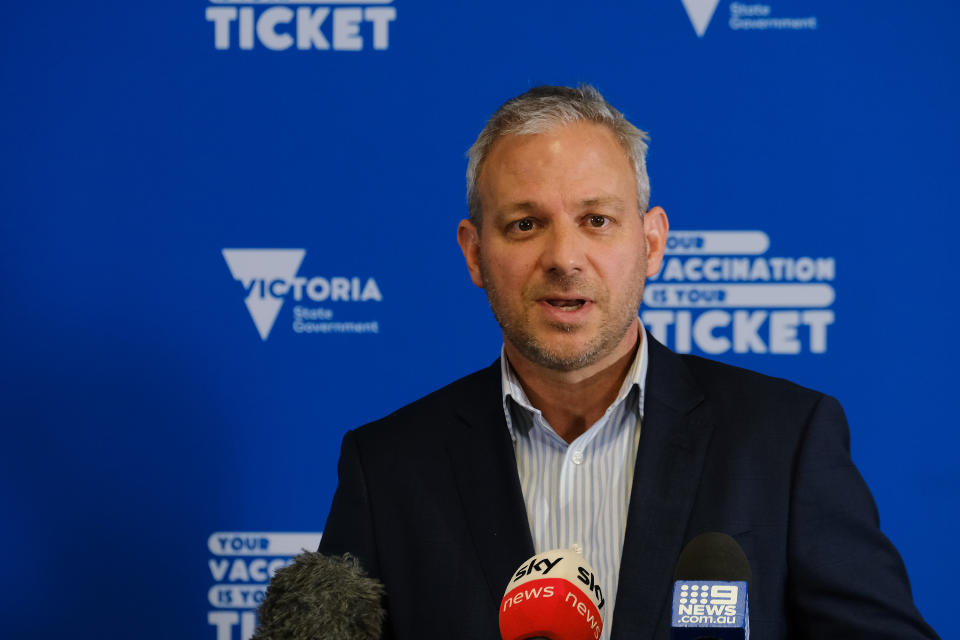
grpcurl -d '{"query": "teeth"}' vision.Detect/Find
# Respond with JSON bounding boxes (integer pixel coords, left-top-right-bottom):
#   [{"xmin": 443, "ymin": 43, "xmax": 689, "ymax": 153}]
[{"xmin": 548, "ymin": 299, "xmax": 585, "ymax": 309}]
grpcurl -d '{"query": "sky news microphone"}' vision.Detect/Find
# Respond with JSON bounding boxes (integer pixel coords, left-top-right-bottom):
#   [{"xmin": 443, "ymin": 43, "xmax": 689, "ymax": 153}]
[
  {"xmin": 670, "ymin": 532, "xmax": 752, "ymax": 640},
  {"xmin": 499, "ymin": 547, "xmax": 606, "ymax": 640},
  {"xmin": 251, "ymin": 551, "xmax": 384, "ymax": 640}
]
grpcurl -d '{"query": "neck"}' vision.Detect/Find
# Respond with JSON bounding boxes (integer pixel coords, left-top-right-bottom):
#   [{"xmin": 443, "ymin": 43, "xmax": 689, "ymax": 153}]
[{"xmin": 505, "ymin": 324, "xmax": 642, "ymax": 443}]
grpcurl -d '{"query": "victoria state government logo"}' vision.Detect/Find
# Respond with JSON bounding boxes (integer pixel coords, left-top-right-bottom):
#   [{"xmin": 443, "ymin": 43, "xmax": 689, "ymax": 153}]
[
  {"xmin": 222, "ymin": 249, "xmax": 382, "ymax": 341},
  {"xmin": 681, "ymin": 0, "xmax": 817, "ymax": 37}
]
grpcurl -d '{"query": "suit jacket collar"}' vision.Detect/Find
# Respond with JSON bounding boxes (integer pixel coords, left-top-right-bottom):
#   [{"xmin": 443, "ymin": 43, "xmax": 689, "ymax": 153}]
[
  {"xmin": 610, "ymin": 333, "xmax": 714, "ymax": 639},
  {"xmin": 444, "ymin": 361, "xmax": 535, "ymax": 609}
]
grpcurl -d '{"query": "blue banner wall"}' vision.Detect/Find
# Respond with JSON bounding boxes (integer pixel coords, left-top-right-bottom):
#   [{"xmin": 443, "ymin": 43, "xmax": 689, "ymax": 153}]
[{"xmin": 2, "ymin": 1, "xmax": 958, "ymax": 637}]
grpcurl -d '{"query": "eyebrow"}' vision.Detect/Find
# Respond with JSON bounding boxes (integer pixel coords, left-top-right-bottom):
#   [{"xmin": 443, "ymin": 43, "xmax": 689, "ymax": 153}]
[
  {"xmin": 579, "ymin": 196, "xmax": 626, "ymax": 212},
  {"xmin": 495, "ymin": 196, "xmax": 627, "ymax": 218},
  {"xmin": 495, "ymin": 201, "xmax": 540, "ymax": 218}
]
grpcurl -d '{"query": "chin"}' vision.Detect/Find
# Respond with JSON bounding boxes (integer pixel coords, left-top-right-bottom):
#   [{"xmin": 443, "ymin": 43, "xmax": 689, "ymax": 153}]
[{"xmin": 518, "ymin": 338, "xmax": 608, "ymax": 372}]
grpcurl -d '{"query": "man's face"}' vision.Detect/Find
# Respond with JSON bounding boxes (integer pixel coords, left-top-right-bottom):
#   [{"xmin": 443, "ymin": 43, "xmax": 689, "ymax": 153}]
[{"xmin": 458, "ymin": 121, "xmax": 667, "ymax": 373}]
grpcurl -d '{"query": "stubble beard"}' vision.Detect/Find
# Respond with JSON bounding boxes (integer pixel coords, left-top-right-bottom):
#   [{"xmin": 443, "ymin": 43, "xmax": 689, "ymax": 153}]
[{"xmin": 480, "ymin": 263, "xmax": 647, "ymax": 373}]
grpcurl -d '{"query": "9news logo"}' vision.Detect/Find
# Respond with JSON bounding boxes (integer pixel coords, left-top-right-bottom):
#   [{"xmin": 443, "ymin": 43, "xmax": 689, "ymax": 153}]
[
  {"xmin": 673, "ymin": 580, "xmax": 746, "ymax": 626},
  {"xmin": 678, "ymin": 583, "xmax": 738, "ymax": 611}
]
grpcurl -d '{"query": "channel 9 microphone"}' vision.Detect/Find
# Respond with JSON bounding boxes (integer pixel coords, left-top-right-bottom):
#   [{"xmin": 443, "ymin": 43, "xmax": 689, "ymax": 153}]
[
  {"xmin": 499, "ymin": 547, "xmax": 606, "ymax": 640},
  {"xmin": 670, "ymin": 532, "xmax": 752, "ymax": 640},
  {"xmin": 250, "ymin": 551, "xmax": 384, "ymax": 640}
]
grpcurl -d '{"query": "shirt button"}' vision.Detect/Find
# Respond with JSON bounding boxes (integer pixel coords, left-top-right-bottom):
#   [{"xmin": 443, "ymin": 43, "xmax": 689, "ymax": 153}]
[{"xmin": 571, "ymin": 450, "xmax": 584, "ymax": 465}]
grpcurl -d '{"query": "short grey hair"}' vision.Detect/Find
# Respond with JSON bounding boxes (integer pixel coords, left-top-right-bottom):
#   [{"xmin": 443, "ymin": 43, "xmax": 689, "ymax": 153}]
[{"xmin": 465, "ymin": 84, "xmax": 650, "ymax": 226}]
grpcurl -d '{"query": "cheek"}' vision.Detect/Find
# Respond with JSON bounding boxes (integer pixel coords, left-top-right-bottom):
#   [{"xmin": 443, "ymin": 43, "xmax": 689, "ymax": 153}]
[
  {"xmin": 599, "ymin": 248, "xmax": 647, "ymax": 281},
  {"xmin": 598, "ymin": 260, "xmax": 648, "ymax": 307},
  {"xmin": 483, "ymin": 251, "xmax": 536, "ymax": 285}
]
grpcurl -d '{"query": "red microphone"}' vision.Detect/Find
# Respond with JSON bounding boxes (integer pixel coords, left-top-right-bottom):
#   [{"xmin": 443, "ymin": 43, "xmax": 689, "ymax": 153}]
[{"xmin": 499, "ymin": 548, "xmax": 606, "ymax": 640}]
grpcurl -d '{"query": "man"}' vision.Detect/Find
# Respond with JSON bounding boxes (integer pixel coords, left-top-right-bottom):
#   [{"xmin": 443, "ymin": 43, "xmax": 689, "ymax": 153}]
[{"xmin": 318, "ymin": 85, "xmax": 938, "ymax": 639}]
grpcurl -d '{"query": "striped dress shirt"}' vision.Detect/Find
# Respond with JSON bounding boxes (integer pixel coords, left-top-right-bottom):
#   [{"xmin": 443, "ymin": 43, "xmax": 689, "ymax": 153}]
[{"xmin": 500, "ymin": 328, "xmax": 648, "ymax": 639}]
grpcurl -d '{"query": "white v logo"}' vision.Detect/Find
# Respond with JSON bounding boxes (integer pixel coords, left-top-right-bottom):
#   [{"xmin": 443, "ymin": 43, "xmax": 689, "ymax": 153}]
[
  {"xmin": 223, "ymin": 249, "xmax": 306, "ymax": 340},
  {"xmin": 681, "ymin": 0, "xmax": 722, "ymax": 37}
]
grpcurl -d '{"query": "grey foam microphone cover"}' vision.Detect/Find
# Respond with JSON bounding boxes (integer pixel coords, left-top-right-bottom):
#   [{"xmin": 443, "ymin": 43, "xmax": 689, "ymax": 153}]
[
  {"xmin": 252, "ymin": 551, "xmax": 385, "ymax": 640},
  {"xmin": 673, "ymin": 532, "xmax": 752, "ymax": 586}
]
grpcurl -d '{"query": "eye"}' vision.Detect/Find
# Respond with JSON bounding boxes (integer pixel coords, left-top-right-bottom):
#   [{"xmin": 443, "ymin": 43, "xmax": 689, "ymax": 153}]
[
  {"xmin": 510, "ymin": 217, "xmax": 536, "ymax": 232},
  {"xmin": 587, "ymin": 215, "xmax": 609, "ymax": 228}
]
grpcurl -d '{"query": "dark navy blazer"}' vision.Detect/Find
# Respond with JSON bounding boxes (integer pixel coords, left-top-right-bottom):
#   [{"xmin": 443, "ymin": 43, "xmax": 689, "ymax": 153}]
[{"xmin": 318, "ymin": 334, "xmax": 938, "ymax": 639}]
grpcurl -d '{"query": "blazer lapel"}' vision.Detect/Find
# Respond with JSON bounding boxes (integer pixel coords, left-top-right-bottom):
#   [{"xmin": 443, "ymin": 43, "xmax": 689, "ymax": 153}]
[
  {"xmin": 611, "ymin": 334, "xmax": 716, "ymax": 640},
  {"xmin": 444, "ymin": 360, "xmax": 535, "ymax": 608}
]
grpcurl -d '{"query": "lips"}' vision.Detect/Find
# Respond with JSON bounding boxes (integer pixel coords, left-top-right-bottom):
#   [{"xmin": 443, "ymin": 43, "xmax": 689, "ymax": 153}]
[
  {"xmin": 544, "ymin": 298, "xmax": 587, "ymax": 310},
  {"xmin": 536, "ymin": 291, "xmax": 595, "ymax": 317}
]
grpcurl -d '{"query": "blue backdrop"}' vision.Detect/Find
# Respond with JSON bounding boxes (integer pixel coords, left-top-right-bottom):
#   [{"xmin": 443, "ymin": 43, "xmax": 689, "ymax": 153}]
[{"xmin": 2, "ymin": 0, "xmax": 957, "ymax": 637}]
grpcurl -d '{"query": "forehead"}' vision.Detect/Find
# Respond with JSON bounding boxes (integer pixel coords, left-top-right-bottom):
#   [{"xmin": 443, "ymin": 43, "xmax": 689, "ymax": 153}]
[{"xmin": 477, "ymin": 121, "xmax": 636, "ymax": 209}]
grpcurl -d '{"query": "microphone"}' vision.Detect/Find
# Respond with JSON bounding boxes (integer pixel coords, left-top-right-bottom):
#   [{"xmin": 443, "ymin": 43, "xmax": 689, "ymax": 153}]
[
  {"xmin": 670, "ymin": 532, "xmax": 751, "ymax": 640},
  {"xmin": 251, "ymin": 551, "xmax": 385, "ymax": 640},
  {"xmin": 499, "ymin": 547, "xmax": 606, "ymax": 640}
]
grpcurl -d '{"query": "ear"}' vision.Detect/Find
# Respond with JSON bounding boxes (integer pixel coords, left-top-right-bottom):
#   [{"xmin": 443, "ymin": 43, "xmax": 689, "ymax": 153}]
[
  {"xmin": 457, "ymin": 219, "xmax": 485, "ymax": 288},
  {"xmin": 643, "ymin": 206, "xmax": 669, "ymax": 277}
]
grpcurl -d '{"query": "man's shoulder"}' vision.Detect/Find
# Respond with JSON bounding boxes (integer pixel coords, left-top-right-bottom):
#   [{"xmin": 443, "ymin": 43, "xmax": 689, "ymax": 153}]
[
  {"xmin": 351, "ymin": 360, "xmax": 501, "ymax": 442},
  {"xmin": 684, "ymin": 351, "xmax": 822, "ymax": 394},
  {"xmin": 675, "ymin": 350, "xmax": 833, "ymax": 423},
  {"xmin": 648, "ymin": 330, "xmax": 825, "ymax": 395}
]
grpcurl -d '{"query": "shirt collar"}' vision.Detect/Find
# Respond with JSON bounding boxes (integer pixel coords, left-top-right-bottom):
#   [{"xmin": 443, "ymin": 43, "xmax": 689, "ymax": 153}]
[{"xmin": 500, "ymin": 322, "xmax": 649, "ymax": 441}]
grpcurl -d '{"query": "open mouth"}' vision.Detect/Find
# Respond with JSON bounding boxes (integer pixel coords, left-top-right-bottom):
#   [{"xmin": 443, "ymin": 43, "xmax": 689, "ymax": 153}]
[{"xmin": 545, "ymin": 298, "xmax": 587, "ymax": 310}]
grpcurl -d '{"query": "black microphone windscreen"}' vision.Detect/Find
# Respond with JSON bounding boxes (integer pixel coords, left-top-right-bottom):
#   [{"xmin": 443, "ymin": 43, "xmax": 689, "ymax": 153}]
[
  {"xmin": 673, "ymin": 532, "xmax": 752, "ymax": 584},
  {"xmin": 252, "ymin": 551, "xmax": 385, "ymax": 640}
]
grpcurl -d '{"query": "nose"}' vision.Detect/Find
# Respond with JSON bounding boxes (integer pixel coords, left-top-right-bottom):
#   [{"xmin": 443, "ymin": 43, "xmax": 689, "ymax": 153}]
[{"xmin": 539, "ymin": 220, "xmax": 585, "ymax": 276}]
